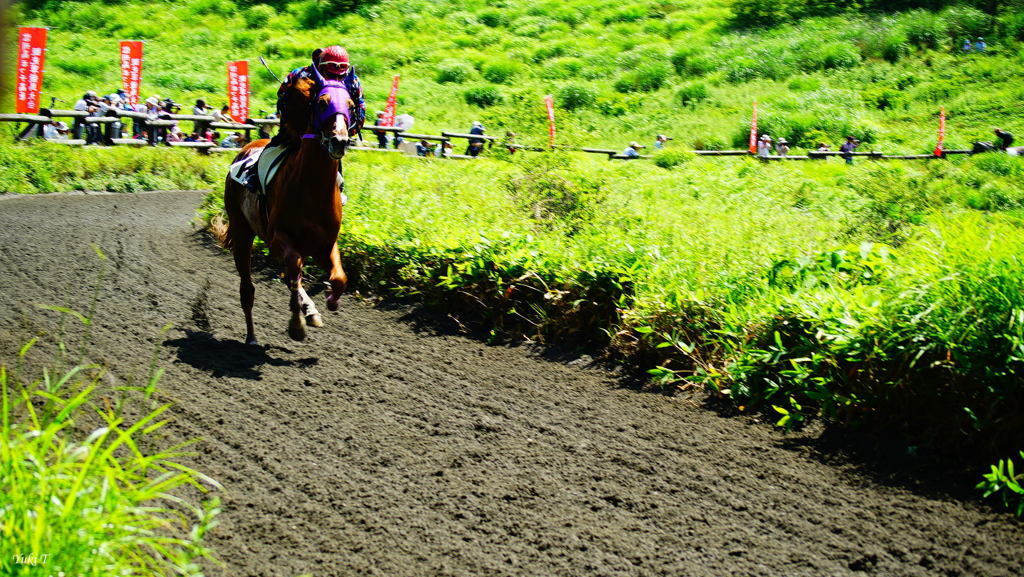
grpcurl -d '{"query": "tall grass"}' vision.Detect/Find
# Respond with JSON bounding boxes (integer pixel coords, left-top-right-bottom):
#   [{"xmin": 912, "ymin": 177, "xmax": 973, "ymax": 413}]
[{"xmin": 0, "ymin": 349, "xmax": 221, "ymax": 576}]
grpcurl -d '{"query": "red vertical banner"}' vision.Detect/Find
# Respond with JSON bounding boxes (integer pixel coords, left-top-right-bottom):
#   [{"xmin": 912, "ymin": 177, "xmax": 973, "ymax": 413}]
[
  {"xmin": 383, "ymin": 74, "xmax": 400, "ymax": 126},
  {"xmin": 544, "ymin": 94, "xmax": 555, "ymax": 149},
  {"xmin": 119, "ymin": 40, "xmax": 143, "ymax": 108},
  {"xmin": 748, "ymin": 100, "xmax": 758, "ymax": 154},
  {"xmin": 15, "ymin": 27, "xmax": 47, "ymax": 113},
  {"xmin": 227, "ymin": 60, "xmax": 249, "ymax": 122},
  {"xmin": 933, "ymin": 107, "xmax": 946, "ymax": 157}
]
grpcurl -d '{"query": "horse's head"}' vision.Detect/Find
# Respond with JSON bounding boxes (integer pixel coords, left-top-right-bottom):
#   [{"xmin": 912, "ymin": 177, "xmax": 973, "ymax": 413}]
[{"xmin": 307, "ymin": 64, "xmax": 353, "ymax": 160}]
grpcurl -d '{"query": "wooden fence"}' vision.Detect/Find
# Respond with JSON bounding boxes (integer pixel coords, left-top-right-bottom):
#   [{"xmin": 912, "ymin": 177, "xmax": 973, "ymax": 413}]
[{"xmin": 0, "ymin": 110, "xmax": 975, "ymax": 161}]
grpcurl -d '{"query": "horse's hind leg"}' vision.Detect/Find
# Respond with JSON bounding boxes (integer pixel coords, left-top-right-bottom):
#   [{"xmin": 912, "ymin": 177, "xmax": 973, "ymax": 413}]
[
  {"xmin": 231, "ymin": 231, "xmax": 258, "ymax": 346},
  {"xmin": 314, "ymin": 243, "xmax": 348, "ymax": 312}
]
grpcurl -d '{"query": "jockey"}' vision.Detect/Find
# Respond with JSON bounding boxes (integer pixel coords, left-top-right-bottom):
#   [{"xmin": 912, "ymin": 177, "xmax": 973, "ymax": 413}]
[{"xmin": 275, "ymin": 45, "xmax": 366, "ymax": 139}]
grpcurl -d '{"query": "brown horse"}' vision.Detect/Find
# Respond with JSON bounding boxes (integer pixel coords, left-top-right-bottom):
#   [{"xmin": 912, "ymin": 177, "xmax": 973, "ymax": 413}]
[{"xmin": 222, "ymin": 65, "xmax": 352, "ymax": 345}]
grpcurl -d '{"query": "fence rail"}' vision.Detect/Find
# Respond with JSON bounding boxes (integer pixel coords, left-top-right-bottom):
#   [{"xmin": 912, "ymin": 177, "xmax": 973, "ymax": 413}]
[{"xmin": 0, "ymin": 111, "xmax": 989, "ymax": 162}]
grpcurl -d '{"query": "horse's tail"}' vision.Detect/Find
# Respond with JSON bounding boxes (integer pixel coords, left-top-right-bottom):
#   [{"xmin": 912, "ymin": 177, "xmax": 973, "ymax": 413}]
[{"xmin": 211, "ymin": 212, "xmax": 232, "ymax": 249}]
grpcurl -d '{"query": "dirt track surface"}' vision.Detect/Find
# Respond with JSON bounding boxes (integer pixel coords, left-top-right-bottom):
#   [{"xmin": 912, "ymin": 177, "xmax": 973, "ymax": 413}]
[{"xmin": 0, "ymin": 190, "xmax": 1020, "ymax": 577}]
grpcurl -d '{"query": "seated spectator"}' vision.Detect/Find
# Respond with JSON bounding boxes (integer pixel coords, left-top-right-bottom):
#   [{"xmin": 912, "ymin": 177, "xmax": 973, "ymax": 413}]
[
  {"xmin": 220, "ymin": 132, "xmax": 243, "ymax": 148},
  {"xmin": 623, "ymin": 141, "xmax": 645, "ymax": 158},
  {"xmin": 757, "ymin": 135, "xmax": 772, "ymax": 157},
  {"xmin": 816, "ymin": 142, "xmax": 831, "ymax": 151},
  {"xmin": 776, "ymin": 138, "xmax": 790, "ymax": 157},
  {"xmin": 192, "ymin": 99, "xmax": 209, "ymax": 116},
  {"xmin": 654, "ymin": 134, "xmax": 672, "ymax": 149},
  {"xmin": 416, "ymin": 140, "xmax": 435, "ymax": 157},
  {"xmin": 962, "ymin": 38, "xmax": 972, "ymax": 53},
  {"xmin": 42, "ymin": 120, "xmax": 69, "ymax": 140},
  {"xmin": 995, "ymin": 128, "xmax": 1014, "ymax": 150},
  {"xmin": 166, "ymin": 125, "xmax": 184, "ymax": 143},
  {"xmin": 974, "ymin": 37, "xmax": 986, "ymax": 53},
  {"xmin": 184, "ymin": 132, "xmax": 198, "ymax": 143}
]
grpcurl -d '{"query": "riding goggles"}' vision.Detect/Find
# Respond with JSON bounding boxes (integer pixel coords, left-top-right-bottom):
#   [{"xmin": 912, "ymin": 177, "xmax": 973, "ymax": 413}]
[{"xmin": 319, "ymin": 61, "xmax": 350, "ymax": 75}]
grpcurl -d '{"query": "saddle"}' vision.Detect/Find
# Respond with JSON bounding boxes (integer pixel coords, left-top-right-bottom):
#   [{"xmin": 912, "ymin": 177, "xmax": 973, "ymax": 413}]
[{"xmin": 228, "ymin": 144, "xmax": 290, "ymax": 198}]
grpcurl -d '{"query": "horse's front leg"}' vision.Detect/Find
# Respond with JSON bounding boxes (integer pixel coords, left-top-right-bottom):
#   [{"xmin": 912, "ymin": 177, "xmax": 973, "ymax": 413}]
[
  {"xmin": 280, "ymin": 245, "xmax": 307, "ymax": 342},
  {"xmin": 314, "ymin": 242, "xmax": 348, "ymax": 312},
  {"xmin": 297, "ymin": 287, "xmax": 322, "ymax": 327}
]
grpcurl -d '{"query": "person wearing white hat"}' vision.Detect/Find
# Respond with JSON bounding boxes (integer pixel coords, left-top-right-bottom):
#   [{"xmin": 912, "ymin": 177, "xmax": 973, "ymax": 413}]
[
  {"xmin": 757, "ymin": 134, "xmax": 772, "ymax": 157},
  {"xmin": 466, "ymin": 121, "xmax": 486, "ymax": 156},
  {"xmin": 775, "ymin": 137, "xmax": 790, "ymax": 157},
  {"xmin": 623, "ymin": 141, "xmax": 645, "ymax": 158}
]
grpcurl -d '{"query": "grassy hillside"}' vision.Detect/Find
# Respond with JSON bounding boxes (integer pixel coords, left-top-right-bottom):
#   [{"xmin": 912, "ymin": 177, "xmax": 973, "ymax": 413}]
[{"xmin": 7, "ymin": 0, "xmax": 1024, "ymax": 152}]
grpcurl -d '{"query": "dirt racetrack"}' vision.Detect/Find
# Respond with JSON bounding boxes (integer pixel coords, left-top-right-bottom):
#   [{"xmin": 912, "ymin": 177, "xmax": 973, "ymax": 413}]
[{"xmin": 0, "ymin": 190, "xmax": 1020, "ymax": 577}]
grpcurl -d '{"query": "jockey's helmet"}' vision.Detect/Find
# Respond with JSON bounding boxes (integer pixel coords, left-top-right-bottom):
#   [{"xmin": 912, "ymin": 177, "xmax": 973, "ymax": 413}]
[{"xmin": 318, "ymin": 45, "xmax": 350, "ymax": 76}]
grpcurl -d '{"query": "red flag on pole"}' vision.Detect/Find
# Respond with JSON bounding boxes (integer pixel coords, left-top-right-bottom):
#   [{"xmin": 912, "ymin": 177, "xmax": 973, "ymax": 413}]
[
  {"xmin": 544, "ymin": 94, "xmax": 556, "ymax": 149},
  {"xmin": 119, "ymin": 40, "xmax": 143, "ymax": 108},
  {"xmin": 933, "ymin": 107, "xmax": 946, "ymax": 157},
  {"xmin": 383, "ymin": 75, "xmax": 400, "ymax": 126},
  {"xmin": 748, "ymin": 100, "xmax": 758, "ymax": 154},
  {"xmin": 15, "ymin": 27, "xmax": 47, "ymax": 113},
  {"xmin": 227, "ymin": 60, "xmax": 249, "ymax": 122}
]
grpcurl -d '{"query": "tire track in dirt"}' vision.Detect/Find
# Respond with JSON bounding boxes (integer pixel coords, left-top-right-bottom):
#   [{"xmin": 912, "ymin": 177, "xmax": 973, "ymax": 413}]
[{"xmin": 0, "ymin": 190, "xmax": 1019, "ymax": 577}]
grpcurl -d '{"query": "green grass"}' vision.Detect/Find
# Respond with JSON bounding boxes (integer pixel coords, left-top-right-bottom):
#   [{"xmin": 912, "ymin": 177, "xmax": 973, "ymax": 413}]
[{"xmin": 0, "ymin": 347, "xmax": 221, "ymax": 576}]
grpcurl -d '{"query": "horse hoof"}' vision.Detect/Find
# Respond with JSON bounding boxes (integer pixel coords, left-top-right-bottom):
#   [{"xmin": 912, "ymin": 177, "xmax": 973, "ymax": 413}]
[
  {"xmin": 327, "ymin": 294, "xmax": 340, "ymax": 312},
  {"xmin": 306, "ymin": 313, "xmax": 323, "ymax": 327},
  {"xmin": 246, "ymin": 337, "xmax": 260, "ymax": 346},
  {"xmin": 288, "ymin": 315, "xmax": 307, "ymax": 341}
]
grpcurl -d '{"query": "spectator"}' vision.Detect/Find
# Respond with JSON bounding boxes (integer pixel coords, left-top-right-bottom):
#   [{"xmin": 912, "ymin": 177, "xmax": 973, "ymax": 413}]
[
  {"xmin": 974, "ymin": 37, "xmax": 986, "ymax": 53},
  {"xmin": 840, "ymin": 136, "xmax": 860, "ymax": 165},
  {"xmin": 212, "ymin": 105, "xmax": 236, "ymax": 124},
  {"xmin": 73, "ymin": 91, "xmax": 101, "ymax": 145},
  {"xmin": 220, "ymin": 132, "xmax": 243, "ymax": 148},
  {"xmin": 994, "ymin": 128, "xmax": 1014, "ymax": 150},
  {"xmin": 416, "ymin": 140, "xmax": 435, "ymax": 157},
  {"xmin": 654, "ymin": 134, "xmax": 672, "ymax": 149},
  {"xmin": 42, "ymin": 120, "xmax": 69, "ymax": 140},
  {"xmin": 466, "ymin": 121, "xmax": 486, "ymax": 156},
  {"xmin": 192, "ymin": 98, "xmax": 211, "ymax": 135},
  {"xmin": 776, "ymin": 138, "xmax": 790, "ymax": 157},
  {"xmin": 166, "ymin": 125, "xmax": 185, "ymax": 143},
  {"xmin": 623, "ymin": 141, "xmax": 645, "ymax": 158},
  {"xmin": 372, "ymin": 111, "xmax": 389, "ymax": 148},
  {"xmin": 441, "ymin": 140, "xmax": 454, "ymax": 157},
  {"xmin": 184, "ymin": 132, "xmax": 198, "ymax": 143},
  {"xmin": 962, "ymin": 38, "xmax": 972, "ymax": 53},
  {"xmin": 503, "ymin": 131, "xmax": 518, "ymax": 154},
  {"xmin": 393, "ymin": 113, "xmax": 414, "ymax": 149},
  {"xmin": 816, "ymin": 142, "xmax": 831, "ymax": 151},
  {"xmin": 757, "ymin": 134, "xmax": 772, "ymax": 157}
]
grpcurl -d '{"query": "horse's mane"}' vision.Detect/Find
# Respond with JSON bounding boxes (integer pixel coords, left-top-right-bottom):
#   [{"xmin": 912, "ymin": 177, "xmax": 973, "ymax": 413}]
[{"xmin": 277, "ymin": 76, "xmax": 316, "ymax": 144}]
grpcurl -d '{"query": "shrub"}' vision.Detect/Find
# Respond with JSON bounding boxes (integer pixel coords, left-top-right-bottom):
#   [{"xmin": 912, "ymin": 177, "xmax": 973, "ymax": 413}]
[
  {"xmin": 244, "ymin": 4, "xmax": 274, "ymax": 27},
  {"xmin": 436, "ymin": 59, "xmax": 474, "ymax": 83},
  {"xmin": 478, "ymin": 8, "xmax": 505, "ymax": 27},
  {"xmin": 602, "ymin": 5, "xmax": 648, "ymax": 25},
  {"xmin": 558, "ymin": 84, "xmax": 597, "ymax": 111},
  {"xmin": 481, "ymin": 60, "xmax": 521, "ymax": 84},
  {"xmin": 464, "ymin": 85, "xmax": 504, "ymax": 107},
  {"xmin": 652, "ymin": 148, "xmax": 695, "ymax": 169},
  {"xmin": 677, "ymin": 82, "xmax": 708, "ymax": 107},
  {"xmin": 614, "ymin": 62, "xmax": 670, "ymax": 93}
]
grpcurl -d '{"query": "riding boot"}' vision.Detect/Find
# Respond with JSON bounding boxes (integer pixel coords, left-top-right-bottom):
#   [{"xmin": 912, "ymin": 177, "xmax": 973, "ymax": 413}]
[{"xmin": 337, "ymin": 172, "xmax": 347, "ymax": 206}]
